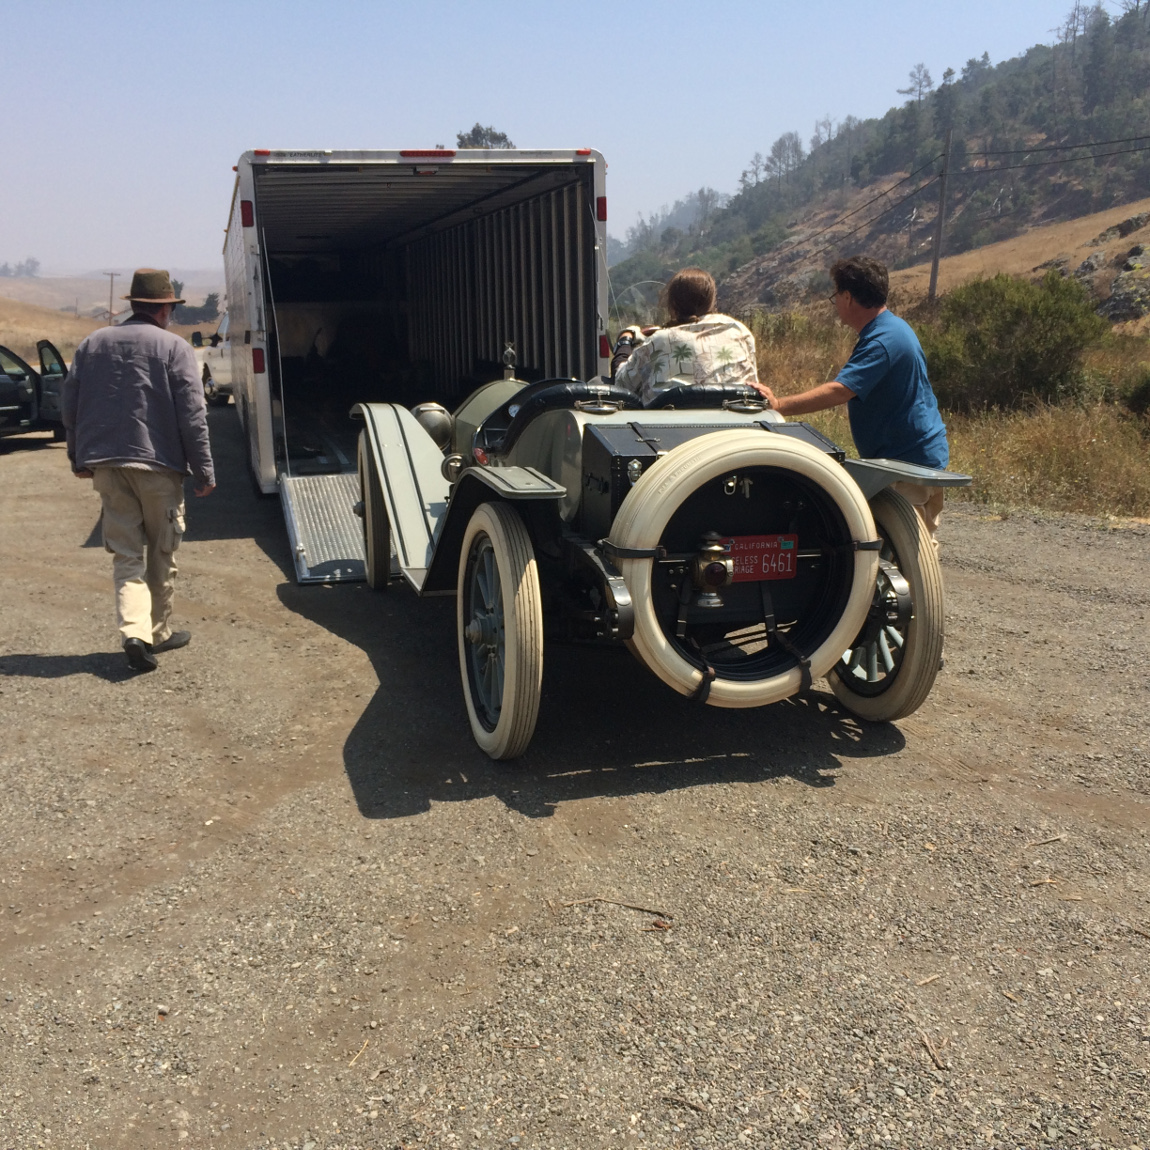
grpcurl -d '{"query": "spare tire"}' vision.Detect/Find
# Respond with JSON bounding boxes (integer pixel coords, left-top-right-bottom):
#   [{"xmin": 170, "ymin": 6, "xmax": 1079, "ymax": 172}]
[{"xmin": 608, "ymin": 429, "xmax": 878, "ymax": 708}]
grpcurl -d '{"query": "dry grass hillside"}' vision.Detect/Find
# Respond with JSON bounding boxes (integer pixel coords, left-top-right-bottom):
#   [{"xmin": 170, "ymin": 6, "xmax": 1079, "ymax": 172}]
[
  {"xmin": 0, "ymin": 294, "xmax": 218, "ymax": 364},
  {"xmin": 0, "ymin": 273, "xmax": 224, "ymax": 317},
  {"xmin": 891, "ymin": 194, "xmax": 1150, "ymax": 330}
]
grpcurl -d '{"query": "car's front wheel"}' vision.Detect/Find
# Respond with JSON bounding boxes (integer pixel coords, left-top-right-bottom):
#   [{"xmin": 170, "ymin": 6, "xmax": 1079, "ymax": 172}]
[
  {"xmin": 830, "ymin": 488, "xmax": 944, "ymax": 721},
  {"xmin": 457, "ymin": 501, "xmax": 543, "ymax": 760}
]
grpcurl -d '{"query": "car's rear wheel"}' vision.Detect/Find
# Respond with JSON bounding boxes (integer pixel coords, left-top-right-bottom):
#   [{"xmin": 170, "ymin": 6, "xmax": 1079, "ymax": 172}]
[
  {"xmin": 358, "ymin": 431, "xmax": 391, "ymax": 591},
  {"xmin": 457, "ymin": 501, "xmax": 543, "ymax": 760},
  {"xmin": 830, "ymin": 488, "xmax": 944, "ymax": 721},
  {"xmin": 609, "ymin": 429, "xmax": 879, "ymax": 708}
]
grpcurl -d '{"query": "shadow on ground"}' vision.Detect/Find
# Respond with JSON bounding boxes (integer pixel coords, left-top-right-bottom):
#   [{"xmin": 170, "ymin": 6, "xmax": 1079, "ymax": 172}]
[
  {"xmin": 0, "ymin": 651, "xmax": 136, "ymax": 683},
  {"xmin": 280, "ymin": 577, "xmax": 906, "ymax": 821}
]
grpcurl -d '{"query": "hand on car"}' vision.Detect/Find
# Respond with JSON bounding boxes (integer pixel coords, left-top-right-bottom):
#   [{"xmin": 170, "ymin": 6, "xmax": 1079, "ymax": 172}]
[{"xmin": 752, "ymin": 383, "xmax": 780, "ymax": 410}]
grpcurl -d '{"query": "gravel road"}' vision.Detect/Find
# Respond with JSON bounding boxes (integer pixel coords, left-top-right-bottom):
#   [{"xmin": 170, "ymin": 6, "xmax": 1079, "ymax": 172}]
[{"xmin": 1, "ymin": 409, "xmax": 1148, "ymax": 1150}]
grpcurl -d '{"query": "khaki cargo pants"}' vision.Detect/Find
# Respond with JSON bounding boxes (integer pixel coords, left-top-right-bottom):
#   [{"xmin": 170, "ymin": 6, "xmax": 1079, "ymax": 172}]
[
  {"xmin": 891, "ymin": 481, "xmax": 944, "ymax": 552},
  {"xmin": 93, "ymin": 467, "xmax": 186, "ymax": 646}
]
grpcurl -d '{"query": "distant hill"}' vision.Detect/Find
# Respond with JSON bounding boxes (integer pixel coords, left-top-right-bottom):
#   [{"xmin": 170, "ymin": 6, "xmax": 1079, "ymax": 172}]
[
  {"xmin": 0, "ymin": 294, "xmax": 222, "ymax": 364},
  {"xmin": 611, "ymin": 5, "xmax": 1150, "ymax": 315},
  {"xmin": 0, "ymin": 274, "xmax": 224, "ymax": 322}
]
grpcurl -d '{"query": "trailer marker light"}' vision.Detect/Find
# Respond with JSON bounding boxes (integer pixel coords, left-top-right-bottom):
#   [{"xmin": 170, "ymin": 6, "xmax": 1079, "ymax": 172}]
[
  {"xmin": 596, "ymin": 197, "xmax": 607, "ymax": 222},
  {"xmin": 576, "ymin": 148, "xmax": 592, "ymax": 155},
  {"xmin": 232, "ymin": 165, "xmax": 237, "ymax": 172},
  {"xmin": 252, "ymin": 348, "xmax": 266, "ymax": 374},
  {"xmin": 254, "ymin": 149, "xmax": 271, "ymax": 156},
  {"xmin": 400, "ymin": 149, "xmax": 457, "ymax": 158},
  {"xmin": 241, "ymin": 200, "xmax": 254, "ymax": 227},
  {"xmin": 599, "ymin": 335, "xmax": 611, "ymax": 359}
]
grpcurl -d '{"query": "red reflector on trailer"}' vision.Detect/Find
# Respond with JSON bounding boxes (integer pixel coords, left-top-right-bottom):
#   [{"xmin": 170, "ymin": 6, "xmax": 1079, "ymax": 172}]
[
  {"xmin": 232, "ymin": 165, "xmax": 238, "ymax": 172},
  {"xmin": 400, "ymin": 149, "xmax": 456, "ymax": 158},
  {"xmin": 253, "ymin": 149, "xmax": 271, "ymax": 156},
  {"xmin": 576, "ymin": 148, "xmax": 592, "ymax": 155},
  {"xmin": 599, "ymin": 335, "xmax": 611, "ymax": 359},
  {"xmin": 252, "ymin": 348, "xmax": 265, "ymax": 374},
  {"xmin": 596, "ymin": 197, "xmax": 607, "ymax": 222},
  {"xmin": 473, "ymin": 447, "xmax": 488, "ymax": 466},
  {"xmin": 240, "ymin": 200, "xmax": 254, "ymax": 227}
]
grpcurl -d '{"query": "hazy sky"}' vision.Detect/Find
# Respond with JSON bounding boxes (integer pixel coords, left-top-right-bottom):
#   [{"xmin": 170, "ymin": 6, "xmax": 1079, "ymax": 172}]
[{"xmin": 5, "ymin": 0, "xmax": 1078, "ymax": 276}]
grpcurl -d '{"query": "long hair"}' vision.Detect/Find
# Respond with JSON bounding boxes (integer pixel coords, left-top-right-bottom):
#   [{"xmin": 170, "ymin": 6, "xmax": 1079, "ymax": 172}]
[{"xmin": 664, "ymin": 268, "xmax": 716, "ymax": 325}]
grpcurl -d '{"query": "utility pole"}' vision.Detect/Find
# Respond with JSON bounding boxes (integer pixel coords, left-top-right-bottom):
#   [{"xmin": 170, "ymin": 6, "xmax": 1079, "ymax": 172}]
[
  {"xmin": 104, "ymin": 271, "xmax": 118, "ymax": 325},
  {"xmin": 928, "ymin": 128, "xmax": 953, "ymax": 302}
]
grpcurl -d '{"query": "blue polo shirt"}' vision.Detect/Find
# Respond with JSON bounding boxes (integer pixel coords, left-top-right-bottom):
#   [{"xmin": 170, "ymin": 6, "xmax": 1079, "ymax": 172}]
[{"xmin": 837, "ymin": 310, "xmax": 949, "ymax": 468}]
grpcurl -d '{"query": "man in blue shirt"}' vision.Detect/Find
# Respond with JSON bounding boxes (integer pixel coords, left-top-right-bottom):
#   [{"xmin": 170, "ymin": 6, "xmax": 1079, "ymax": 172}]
[{"xmin": 759, "ymin": 256, "xmax": 949, "ymax": 543}]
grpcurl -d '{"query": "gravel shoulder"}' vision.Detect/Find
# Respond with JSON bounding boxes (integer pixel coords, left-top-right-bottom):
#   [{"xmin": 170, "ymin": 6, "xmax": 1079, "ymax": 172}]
[{"xmin": 1, "ymin": 411, "xmax": 1148, "ymax": 1150}]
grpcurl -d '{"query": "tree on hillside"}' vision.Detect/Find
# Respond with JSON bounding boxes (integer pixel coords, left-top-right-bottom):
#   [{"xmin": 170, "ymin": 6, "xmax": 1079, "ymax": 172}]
[
  {"xmin": 14, "ymin": 258, "xmax": 40, "ymax": 277},
  {"xmin": 456, "ymin": 123, "xmax": 515, "ymax": 148},
  {"xmin": 898, "ymin": 63, "xmax": 934, "ymax": 105}
]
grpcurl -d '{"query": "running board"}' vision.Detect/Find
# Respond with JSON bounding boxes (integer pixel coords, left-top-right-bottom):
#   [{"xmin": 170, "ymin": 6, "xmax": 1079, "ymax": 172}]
[{"xmin": 280, "ymin": 472, "xmax": 366, "ymax": 584}]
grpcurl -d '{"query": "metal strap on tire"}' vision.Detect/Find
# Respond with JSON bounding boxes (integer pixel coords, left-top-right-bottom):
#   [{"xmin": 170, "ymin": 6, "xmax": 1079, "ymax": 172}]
[
  {"xmin": 760, "ymin": 583, "xmax": 812, "ymax": 693},
  {"xmin": 598, "ymin": 538, "xmax": 666, "ymax": 561},
  {"xmin": 690, "ymin": 661, "xmax": 717, "ymax": 703}
]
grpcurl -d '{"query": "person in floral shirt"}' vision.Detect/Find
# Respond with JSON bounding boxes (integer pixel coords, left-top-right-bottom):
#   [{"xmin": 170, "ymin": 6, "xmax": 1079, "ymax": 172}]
[{"xmin": 612, "ymin": 268, "xmax": 758, "ymax": 405}]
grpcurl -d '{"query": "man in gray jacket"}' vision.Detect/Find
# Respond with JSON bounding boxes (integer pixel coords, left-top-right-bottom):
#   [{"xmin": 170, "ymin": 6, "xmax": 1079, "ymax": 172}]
[{"xmin": 64, "ymin": 268, "xmax": 216, "ymax": 673}]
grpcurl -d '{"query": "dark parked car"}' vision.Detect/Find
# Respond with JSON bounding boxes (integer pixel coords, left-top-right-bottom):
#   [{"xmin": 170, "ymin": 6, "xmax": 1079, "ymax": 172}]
[{"xmin": 0, "ymin": 340, "xmax": 67, "ymax": 441}]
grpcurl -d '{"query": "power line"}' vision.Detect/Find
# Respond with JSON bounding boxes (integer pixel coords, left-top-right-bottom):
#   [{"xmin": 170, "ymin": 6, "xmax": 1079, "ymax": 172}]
[
  {"xmin": 791, "ymin": 155, "xmax": 943, "ymax": 252},
  {"xmin": 956, "ymin": 143, "xmax": 1150, "ymax": 174},
  {"xmin": 965, "ymin": 132, "xmax": 1150, "ymax": 156},
  {"xmin": 812, "ymin": 176, "xmax": 941, "ymax": 257}
]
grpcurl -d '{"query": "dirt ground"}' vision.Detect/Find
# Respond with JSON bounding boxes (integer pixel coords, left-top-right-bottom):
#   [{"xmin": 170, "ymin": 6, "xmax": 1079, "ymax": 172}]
[{"xmin": 1, "ymin": 409, "xmax": 1148, "ymax": 1150}]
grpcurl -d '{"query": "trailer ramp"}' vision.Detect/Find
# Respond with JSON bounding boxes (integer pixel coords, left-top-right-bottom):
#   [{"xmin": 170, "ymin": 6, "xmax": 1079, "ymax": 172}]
[{"xmin": 280, "ymin": 472, "xmax": 367, "ymax": 584}]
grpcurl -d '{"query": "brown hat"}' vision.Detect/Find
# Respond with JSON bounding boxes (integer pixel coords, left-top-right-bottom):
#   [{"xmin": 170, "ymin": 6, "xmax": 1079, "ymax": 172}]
[{"xmin": 122, "ymin": 268, "xmax": 185, "ymax": 304}]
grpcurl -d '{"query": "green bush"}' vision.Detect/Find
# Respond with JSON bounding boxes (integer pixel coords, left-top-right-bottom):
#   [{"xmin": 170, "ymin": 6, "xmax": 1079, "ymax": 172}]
[
  {"xmin": 1125, "ymin": 366, "xmax": 1150, "ymax": 418},
  {"xmin": 917, "ymin": 272, "xmax": 1108, "ymax": 411}
]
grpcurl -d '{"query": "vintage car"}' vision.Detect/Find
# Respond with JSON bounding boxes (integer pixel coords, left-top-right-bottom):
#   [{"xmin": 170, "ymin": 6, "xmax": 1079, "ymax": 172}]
[
  {"xmin": 0, "ymin": 340, "xmax": 68, "ymax": 441},
  {"xmin": 352, "ymin": 371, "xmax": 970, "ymax": 760}
]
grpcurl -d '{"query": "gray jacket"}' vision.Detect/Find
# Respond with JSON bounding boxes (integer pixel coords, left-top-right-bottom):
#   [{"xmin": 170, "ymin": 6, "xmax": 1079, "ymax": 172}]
[{"xmin": 63, "ymin": 316, "xmax": 215, "ymax": 486}]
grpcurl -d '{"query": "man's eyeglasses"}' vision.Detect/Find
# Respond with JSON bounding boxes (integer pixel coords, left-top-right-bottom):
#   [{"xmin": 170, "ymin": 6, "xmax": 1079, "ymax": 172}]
[{"xmin": 827, "ymin": 290, "xmax": 842, "ymax": 304}]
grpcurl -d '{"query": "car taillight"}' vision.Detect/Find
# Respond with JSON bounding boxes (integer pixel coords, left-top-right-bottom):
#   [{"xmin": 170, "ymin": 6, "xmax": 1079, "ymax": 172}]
[
  {"xmin": 252, "ymin": 348, "xmax": 265, "ymax": 373},
  {"xmin": 241, "ymin": 200, "xmax": 254, "ymax": 227},
  {"xmin": 596, "ymin": 197, "xmax": 607, "ymax": 222},
  {"xmin": 599, "ymin": 335, "xmax": 611, "ymax": 359}
]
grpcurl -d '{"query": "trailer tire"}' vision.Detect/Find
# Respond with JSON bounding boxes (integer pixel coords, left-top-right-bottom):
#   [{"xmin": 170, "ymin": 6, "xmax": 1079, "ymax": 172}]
[
  {"xmin": 457, "ymin": 502, "xmax": 543, "ymax": 760},
  {"xmin": 610, "ymin": 429, "xmax": 879, "ymax": 708},
  {"xmin": 358, "ymin": 431, "xmax": 391, "ymax": 591},
  {"xmin": 830, "ymin": 488, "xmax": 944, "ymax": 722}
]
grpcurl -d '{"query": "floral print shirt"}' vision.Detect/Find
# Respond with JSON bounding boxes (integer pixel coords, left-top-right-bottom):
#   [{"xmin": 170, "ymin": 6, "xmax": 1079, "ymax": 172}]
[{"xmin": 614, "ymin": 314, "xmax": 758, "ymax": 406}]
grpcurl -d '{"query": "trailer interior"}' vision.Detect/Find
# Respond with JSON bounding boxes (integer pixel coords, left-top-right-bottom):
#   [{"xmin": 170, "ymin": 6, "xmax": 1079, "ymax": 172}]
[{"xmin": 252, "ymin": 158, "xmax": 603, "ymax": 482}]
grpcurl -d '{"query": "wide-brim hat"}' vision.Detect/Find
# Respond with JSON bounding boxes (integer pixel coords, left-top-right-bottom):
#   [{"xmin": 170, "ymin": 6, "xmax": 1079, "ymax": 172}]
[{"xmin": 122, "ymin": 268, "xmax": 185, "ymax": 304}]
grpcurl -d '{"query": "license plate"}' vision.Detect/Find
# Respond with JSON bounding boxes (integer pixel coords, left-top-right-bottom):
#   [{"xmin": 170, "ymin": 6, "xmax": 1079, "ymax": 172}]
[{"xmin": 722, "ymin": 534, "xmax": 799, "ymax": 581}]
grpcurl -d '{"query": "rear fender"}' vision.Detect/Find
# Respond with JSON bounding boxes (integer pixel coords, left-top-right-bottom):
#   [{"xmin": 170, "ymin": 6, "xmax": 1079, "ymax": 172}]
[
  {"xmin": 843, "ymin": 458, "xmax": 973, "ymax": 500},
  {"xmin": 421, "ymin": 466, "xmax": 566, "ymax": 596}
]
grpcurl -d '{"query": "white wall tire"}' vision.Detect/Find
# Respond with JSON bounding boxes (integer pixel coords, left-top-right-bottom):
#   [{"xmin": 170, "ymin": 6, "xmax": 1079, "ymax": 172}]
[
  {"xmin": 830, "ymin": 488, "xmax": 944, "ymax": 722},
  {"xmin": 358, "ymin": 431, "xmax": 391, "ymax": 591},
  {"xmin": 457, "ymin": 502, "xmax": 544, "ymax": 760},
  {"xmin": 610, "ymin": 429, "xmax": 879, "ymax": 708}
]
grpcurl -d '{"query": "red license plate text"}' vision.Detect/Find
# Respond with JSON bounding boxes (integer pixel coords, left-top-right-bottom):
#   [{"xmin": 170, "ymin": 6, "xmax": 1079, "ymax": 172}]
[{"xmin": 722, "ymin": 534, "xmax": 799, "ymax": 581}]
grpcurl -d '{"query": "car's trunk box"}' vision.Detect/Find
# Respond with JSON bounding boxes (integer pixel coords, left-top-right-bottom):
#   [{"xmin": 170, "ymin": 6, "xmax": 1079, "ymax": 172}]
[{"xmin": 579, "ymin": 420, "xmax": 846, "ymax": 541}]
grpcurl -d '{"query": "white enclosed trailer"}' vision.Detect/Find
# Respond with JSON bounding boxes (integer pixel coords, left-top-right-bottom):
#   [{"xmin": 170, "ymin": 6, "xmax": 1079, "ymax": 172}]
[{"xmin": 222, "ymin": 147, "xmax": 609, "ymax": 582}]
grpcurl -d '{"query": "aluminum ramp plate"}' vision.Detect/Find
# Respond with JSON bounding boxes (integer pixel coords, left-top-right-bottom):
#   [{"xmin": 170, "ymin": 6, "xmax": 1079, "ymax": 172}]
[{"xmin": 280, "ymin": 473, "xmax": 366, "ymax": 583}]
